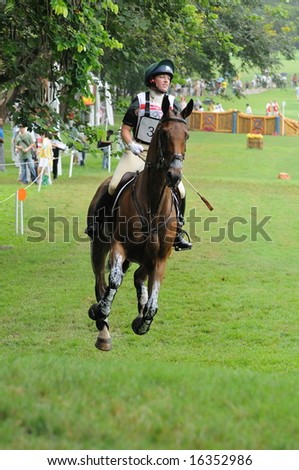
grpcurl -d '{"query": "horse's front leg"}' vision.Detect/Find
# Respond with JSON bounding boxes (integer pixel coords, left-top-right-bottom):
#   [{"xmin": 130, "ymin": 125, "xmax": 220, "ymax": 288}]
[
  {"xmin": 132, "ymin": 260, "xmax": 165, "ymax": 335},
  {"xmin": 133, "ymin": 265, "xmax": 148, "ymax": 315},
  {"xmin": 91, "ymin": 244, "xmax": 125, "ymax": 350}
]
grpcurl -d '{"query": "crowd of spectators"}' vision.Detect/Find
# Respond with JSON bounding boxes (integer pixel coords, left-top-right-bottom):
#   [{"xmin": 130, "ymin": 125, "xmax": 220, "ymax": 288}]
[{"xmin": 8, "ymin": 124, "xmax": 67, "ymax": 185}]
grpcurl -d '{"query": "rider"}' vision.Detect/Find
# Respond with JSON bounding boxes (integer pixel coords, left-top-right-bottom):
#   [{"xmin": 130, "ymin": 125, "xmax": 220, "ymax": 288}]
[{"xmin": 95, "ymin": 59, "xmax": 192, "ymax": 251}]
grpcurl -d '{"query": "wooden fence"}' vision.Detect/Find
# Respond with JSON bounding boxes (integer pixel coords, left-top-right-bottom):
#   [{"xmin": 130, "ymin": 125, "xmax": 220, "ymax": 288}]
[{"xmin": 189, "ymin": 110, "xmax": 299, "ymax": 136}]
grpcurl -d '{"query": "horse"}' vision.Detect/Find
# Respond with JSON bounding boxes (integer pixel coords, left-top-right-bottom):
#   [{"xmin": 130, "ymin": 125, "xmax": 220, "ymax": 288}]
[{"xmin": 86, "ymin": 96, "xmax": 194, "ymax": 351}]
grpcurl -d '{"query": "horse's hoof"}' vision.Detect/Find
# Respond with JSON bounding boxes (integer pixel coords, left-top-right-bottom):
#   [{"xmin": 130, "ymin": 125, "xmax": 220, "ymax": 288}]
[
  {"xmin": 95, "ymin": 336, "xmax": 112, "ymax": 351},
  {"xmin": 88, "ymin": 303, "xmax": 98, "ymax": 321},
  {"xmin": 132, "ymin": 317, "xmax": 152, "ymax": 335}
]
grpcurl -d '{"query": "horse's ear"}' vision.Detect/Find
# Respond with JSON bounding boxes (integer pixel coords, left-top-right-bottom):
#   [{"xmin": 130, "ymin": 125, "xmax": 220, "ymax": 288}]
[
  {"xmin": 162, "ymin": 95, "xmax": 170, "ymax": 117},
  {"xmin": 181, "ymin": 99, "xmax": 194, "ymax": 120}
]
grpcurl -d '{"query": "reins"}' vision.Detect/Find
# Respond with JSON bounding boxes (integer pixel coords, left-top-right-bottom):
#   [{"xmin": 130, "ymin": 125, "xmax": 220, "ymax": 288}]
[{"xmin": 130, "ymin": 172, "xmax": 174, "ymax": 236}]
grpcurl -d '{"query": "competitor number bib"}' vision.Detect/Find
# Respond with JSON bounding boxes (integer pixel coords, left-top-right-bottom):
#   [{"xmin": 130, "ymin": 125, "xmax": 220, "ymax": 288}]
[{"xmin": 136, "ymin": 116, "xmax": 160, "ymax": 144}]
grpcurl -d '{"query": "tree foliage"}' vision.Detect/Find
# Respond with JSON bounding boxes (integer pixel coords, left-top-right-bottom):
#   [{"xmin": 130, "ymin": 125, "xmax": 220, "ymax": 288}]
[
  {"xmin": 101, "ymin": 0, "xmax": 297, "ymax": 97},
  {"xmin": 0, "ymin": 0, "xmax": 121, "ymax": 126},
  {"xmin": 0, "ymin": 0, "xmax": 297, "ymax": 126},
  {"xmin": 262, "ymin": 0, "xmax": 299, "ymax": 48}
]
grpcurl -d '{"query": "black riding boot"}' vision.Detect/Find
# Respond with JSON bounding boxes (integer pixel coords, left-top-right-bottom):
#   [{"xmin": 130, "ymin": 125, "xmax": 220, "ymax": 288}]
[
  {"xmin": 85, "ymin": 191, "xmax": 114, "ymax": 239},
  {"xmin": 173, "ymin": 197, "xmax": 192, "ymax": 251}
]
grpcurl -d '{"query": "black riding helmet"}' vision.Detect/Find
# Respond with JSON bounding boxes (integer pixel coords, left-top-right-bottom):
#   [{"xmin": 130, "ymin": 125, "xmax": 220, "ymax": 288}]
[{"xmin": 144, "ymin": 59, "xmax": 174, "ymax": 87}]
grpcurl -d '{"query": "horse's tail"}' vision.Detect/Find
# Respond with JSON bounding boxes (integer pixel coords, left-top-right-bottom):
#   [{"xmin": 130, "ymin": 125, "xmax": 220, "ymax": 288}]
[{"xmin": 85, "ymin": 177, "xmax": 112, "ymax": 239}]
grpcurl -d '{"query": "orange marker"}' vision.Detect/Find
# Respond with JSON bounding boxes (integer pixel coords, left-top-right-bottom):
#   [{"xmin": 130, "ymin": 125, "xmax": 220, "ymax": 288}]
[
  {"xmin": 18, "ymin": 188, "xmax": 27, "ymax": 201},
  {"xmin": 16, "ymin": 188, "xmax": 27, "ymax": 234}
]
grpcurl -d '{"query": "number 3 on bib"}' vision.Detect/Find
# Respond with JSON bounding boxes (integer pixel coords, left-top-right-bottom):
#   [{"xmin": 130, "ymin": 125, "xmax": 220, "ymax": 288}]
[{"xmin": 136, "ymin": 116, "xmax": 160, "ymax": 144}]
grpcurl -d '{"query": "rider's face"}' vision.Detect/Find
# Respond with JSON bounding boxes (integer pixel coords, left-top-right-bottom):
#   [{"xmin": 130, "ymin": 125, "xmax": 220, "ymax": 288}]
[{"xmin": 153, "ymin": 74, "xmax": 171, "ymax": 93}]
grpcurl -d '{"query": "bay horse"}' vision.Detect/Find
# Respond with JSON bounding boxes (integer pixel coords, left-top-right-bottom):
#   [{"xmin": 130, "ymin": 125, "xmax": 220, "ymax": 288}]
[{"xmin": 87, "ymin": 96, "xmax": 193, "ymax": 350}]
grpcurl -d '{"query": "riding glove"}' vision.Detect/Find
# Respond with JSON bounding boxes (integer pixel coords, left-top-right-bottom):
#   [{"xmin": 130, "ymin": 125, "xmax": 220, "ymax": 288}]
[{"xmin": 128, "ymin": 142, "xmax": 144, "ymax": 155}]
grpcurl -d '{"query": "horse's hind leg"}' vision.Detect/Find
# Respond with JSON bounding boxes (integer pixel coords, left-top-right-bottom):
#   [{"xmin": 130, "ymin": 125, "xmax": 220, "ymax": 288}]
[
  {"xmin": 93, "ymin": 244, "xmax": 125, "ymax": 350},
  {"xmin": 132, "ymin": 261, "xmax": 165, "ymax": 336},
  {"xmin": 91, "ymin": 238, "xmax": 109, "ymax": 302},
  {"xmin": 88, "ymin": 238, "xmax": 112, "ymax": 350}
]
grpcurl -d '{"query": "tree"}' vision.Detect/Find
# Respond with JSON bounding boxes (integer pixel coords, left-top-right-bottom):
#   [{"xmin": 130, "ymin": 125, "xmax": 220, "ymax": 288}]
[
  {"xmin": 0, "ymin": 0, "xmax": 121, "ymax": 126},
  {"xmin": 0, "ymin": 0, "xmax": 297, "ymax": 126},
  {"xmin": 100, "ymin": 0, "xmax": 297, "ymax": 97},
  {"xmin": 262, "ymin": 0, "xmax": 299, "ymax": 49}
]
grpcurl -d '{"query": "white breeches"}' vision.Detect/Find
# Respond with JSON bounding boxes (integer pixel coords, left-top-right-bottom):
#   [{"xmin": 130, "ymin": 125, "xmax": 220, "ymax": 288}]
[{"xmin": 108, "ymin": 148, "xmax": 146, "ymax": 195}]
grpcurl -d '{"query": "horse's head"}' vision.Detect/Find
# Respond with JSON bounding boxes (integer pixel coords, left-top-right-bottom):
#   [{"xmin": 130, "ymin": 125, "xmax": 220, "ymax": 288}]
[{"xmin": 155, "ymin": 95, "xmax": 193, "ymax": 190}]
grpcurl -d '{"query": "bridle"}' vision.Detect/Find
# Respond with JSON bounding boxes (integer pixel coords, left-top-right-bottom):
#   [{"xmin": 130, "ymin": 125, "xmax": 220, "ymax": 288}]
[{"xmin": 151, "ymin": 116, "xmax": 188, "ymax": 171}]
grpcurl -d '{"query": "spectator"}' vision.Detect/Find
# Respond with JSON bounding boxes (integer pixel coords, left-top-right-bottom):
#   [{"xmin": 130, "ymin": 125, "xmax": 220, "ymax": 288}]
[
  {"xmin": 221, "ymin": 81, "xmax": 227, "ymax": 95},
  {"xmin": 193, "ymin": 80, "xmax": 201, "ymax": 97},
  {"xmin": 37, "ymin": 131, "xmax": 53, "ymax": 183},
  {"xmin": 12, "ymin": 123, "xmax": 20, "ymax": 167},
  {"xmin": 0, "ymin": 118, "xmax": 5, "ymax": 171},
  {"xmin": 52, "ymin": 131, "xmax": 66, "ymax": 180},
  {"xmin": 295, "ymin": 86, "xmax": 299, "ymax": 101},
  {"xmin": 77, "ymin": 126, "xmax": 88, "ymax": 167},
  {"xmin": 193, "ymin": 98, "xmax": 202, "ymax": 111},
  {"xmin": 28, "ymin": 125, "xmax": 39, "ymax": 175},
  {"xmin": 292, "ymin": 73, "xmax": 297, "ymax": 87},
  {"xmin": 98, "ymin": 129, "xmax": 114, "ymax": 169},
  {"xmin": 215, "ymin": 103, "xmax": 224, "ymax": 112},
  {"xmin": 14, "ymin": 124, "xmax": 37, "ymax": 184},
  {"xmin": 272, "ymin": 100, "xmax": 279, "ymax": 116},
  {"xmin": 266, "ymin": 101, "xmax": 272, "ymax": 116},
  {"xmin": 180, "ymin": 96, "xmax": 187, "ymax": 110},
  {"xmin": 246, "ymin": 104, "xmax": 252, "ymax": 115},
  {"xmin": 70, "ymin": 124, "xmax": 88, "ymax": 166},
  {"xmin": 235, "ymin": 78, "xmax": 243, "ymax": 91}
]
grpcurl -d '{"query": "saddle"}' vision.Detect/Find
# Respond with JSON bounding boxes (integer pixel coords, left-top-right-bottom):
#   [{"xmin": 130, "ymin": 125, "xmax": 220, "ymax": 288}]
[
  {"xmin": 112, "ymin": 172, "xmax": 137, "ymax": 209},
  {"xmin": 85, "ymin": 172, "xmax": 138, "ymax": 240},
  {"xmin": 85, "ymin": 171, "xmax": 189, "ymax": 248}
]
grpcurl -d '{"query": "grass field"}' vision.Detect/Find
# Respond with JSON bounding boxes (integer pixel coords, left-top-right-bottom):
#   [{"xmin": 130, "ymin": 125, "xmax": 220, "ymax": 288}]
[
  {"xmin": 0, "ymin": 122, "xmax": 299, "ymax": 450},
  {"xmin": 238, "ymin": 53, "xmax": 299, "ymax": 89},
  {"xmin": 192, "ymin": 52, "xmax": 299, "ymax": 120},
  {"xmin": 212, "ymin": 84, "xmax": 299, "ymax": 121}
]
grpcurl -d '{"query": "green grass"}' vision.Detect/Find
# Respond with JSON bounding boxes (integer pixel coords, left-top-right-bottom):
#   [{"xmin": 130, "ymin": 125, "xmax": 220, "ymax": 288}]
[
  {"xmin": 238, "ymin": 53, "xmax": 299, "ymax": 88},
  {"xmin": 1, "ymin": 112, "xmax": 299, "ymax": 450},
  {"xmin": 1, "ymin": 357, "xmax": 298, "ymax": 450},
  {"xmin": 196, "ymin": 52, "xmax": 299, "ymax": 119},
  {"xmin": 214, "ymin": 85, "xmax": 299, "ymax": 120}
]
